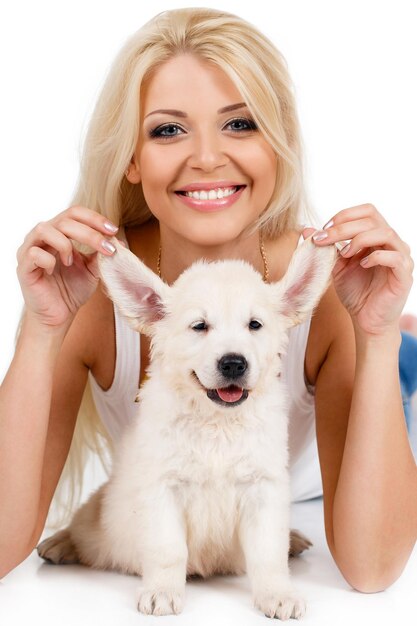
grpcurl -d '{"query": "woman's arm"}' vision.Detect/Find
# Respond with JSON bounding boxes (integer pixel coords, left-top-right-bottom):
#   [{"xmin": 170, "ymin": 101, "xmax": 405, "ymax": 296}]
[
  {"xmin": 314, "ymin": 295, "xmax": 417, "ymax": 593},
  {"xmin": 332, "ymin": 323, "xmax": 417, "ymax": 592},
  {"xmin": 0, "ymin": 313, "xmax": 74, "ymax": 576},
  {"xmin": 308, "ymin": 203, "xmax": 417, "ymax": 592},
  {"xmin": 0, "ymin": 206, "xmax": 117, "ymax": 578}
]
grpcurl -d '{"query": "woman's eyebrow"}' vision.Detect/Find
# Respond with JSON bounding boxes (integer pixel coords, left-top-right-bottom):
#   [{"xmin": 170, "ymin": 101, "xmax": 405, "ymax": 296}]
[{"xmin": 144, "ymin": 102, "xmax": 248, "ymax": 119}]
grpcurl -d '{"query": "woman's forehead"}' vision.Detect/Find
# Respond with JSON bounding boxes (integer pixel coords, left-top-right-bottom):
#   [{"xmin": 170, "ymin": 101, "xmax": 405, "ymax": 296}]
[{"xmin": 141, "ymin": 55, "xmax": 244, "ymax": 115}]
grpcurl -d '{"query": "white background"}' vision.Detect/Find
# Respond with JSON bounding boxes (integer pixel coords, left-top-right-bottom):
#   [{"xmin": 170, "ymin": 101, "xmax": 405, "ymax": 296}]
[{"xmin": 1, "ymin": 0, "xmax": 417, "ymax": 379}]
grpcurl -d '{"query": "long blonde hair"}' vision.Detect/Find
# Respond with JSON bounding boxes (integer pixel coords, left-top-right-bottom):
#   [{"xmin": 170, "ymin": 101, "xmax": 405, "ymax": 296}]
[{"xmin": 43, "ymin": 7, "xmax": 321, "ymax": 529}]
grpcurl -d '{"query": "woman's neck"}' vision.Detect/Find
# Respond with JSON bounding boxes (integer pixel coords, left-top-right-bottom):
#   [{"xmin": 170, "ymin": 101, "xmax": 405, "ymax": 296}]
[
  {"xmin": 125, "ymin": 218, "xmax": 302, "ymax": 286},
  {"xmin": 157, "ymin": 223, "xmax": 265, "ymax": 284}
]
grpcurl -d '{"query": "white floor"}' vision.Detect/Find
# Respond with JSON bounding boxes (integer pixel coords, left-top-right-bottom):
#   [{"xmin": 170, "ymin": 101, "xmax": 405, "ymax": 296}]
[{"xmin": 1, "ymin": 494, "xmax": 415, "ymax": 626}]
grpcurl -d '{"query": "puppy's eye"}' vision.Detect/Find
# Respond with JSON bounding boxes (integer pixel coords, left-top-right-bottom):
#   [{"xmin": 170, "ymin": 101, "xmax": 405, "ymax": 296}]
[
  {"xmin": 191, "ymin": 321, "xmax": 208, "ymax": 332},
  {"xmin": 249, "ymin": 319, "xmax": 263, "ymax": 330}
]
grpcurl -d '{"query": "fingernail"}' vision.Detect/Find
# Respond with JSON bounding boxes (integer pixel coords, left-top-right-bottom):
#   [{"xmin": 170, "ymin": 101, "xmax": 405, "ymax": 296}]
[
  {"xmin": 340, "ymin": 243, "xmax": 351, "ymax": 256},
  {"xmin": 104, "ymin": 221, "xmax": 119, "ymax": 233},
  {"xmin": 301, "ymin": 225, "xmax": 310, "ymax": 239},
  {"xmin": 67, "ymin": 254, "xmax": 73, "ymax": 266},
  {"xmin": 102, "ymin": 240, "xmax": 116, "ymax": 254},
  {"xmin": 360, "ymin": 255, "xmax": 369, "ymax": 266},
  {"xmin": 335, "ymin": 240, "xmax": 351, "ymax": 252},
  {"xmin": 312, "ymin": 230, "xmax": 328, "ymax": 242},
  {"xmin": 323, "ymin": 219, "xmax": 334, "ymax": 230}
]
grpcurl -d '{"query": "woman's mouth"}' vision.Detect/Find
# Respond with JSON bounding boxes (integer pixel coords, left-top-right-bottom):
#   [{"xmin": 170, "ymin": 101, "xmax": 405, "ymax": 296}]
[{"xmin": 174, "ymin": 185, "xmax": 246, "ymax": 212}]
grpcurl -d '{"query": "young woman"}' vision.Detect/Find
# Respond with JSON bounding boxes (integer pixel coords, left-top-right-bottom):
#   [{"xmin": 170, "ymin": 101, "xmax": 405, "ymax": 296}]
[{"xmin": 0, "ymin": 8, "xmax": 416, "ymax": 591}]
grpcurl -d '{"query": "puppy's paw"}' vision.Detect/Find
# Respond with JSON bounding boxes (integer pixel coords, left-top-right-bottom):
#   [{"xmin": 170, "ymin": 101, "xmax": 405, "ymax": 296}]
[
  {"xmin": 254, "ymin": 589, "xmax": 306, "ymax": 620},
  {"xmin": 289, "ymin": 529, "xmax": 313, "ymax": 558},
  {"xmin": 137, "ymin": 586, "xmax": 185, "ymax": 615},
  {"xmin": 36, "ymin": 529, "xmax": 80, "ymax": 565}
]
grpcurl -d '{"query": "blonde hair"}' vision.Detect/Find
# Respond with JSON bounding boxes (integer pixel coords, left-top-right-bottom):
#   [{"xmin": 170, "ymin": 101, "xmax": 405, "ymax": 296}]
[{"xmin": 43, "ymin": 7, "xmax": 321, "ymax": 529}]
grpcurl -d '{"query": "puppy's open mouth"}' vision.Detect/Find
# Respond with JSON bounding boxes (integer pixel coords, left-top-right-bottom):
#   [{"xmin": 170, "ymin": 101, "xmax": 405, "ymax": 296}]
[
  {"xmin": 192, "ymin": 372, "xmax": 249, "ymax": 407},
  {"xmin": 207, "ymin": 386, "xmax": 249, "ymax": 407}
]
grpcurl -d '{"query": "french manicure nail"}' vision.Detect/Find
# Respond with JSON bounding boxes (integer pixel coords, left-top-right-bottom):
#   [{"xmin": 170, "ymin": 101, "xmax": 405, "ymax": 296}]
[
  {"xmin": 335, "ymin": 240, "xmax": 351, "ymax": 252},
  {"xmin": 312, "ymin": 230, "xmax": 328, "ymax": 242},
  {"xmin": 323, "ymin": 220, "xmax": 334, "ymax": 230},
  {"xmin": 340, "ymin": 243, "xmax": 351, "ymax": 255},
  {"xmin": 104, "ymin": 221, "xmax": 119, "ymax": 233},
  {"xmin": 102, "ymin": 240, "xmax": 116, "ymax": 254}
]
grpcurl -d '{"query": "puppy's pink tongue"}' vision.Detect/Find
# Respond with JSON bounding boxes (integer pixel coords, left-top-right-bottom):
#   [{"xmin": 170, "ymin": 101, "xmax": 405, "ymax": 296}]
[{"xmin": 217, "ymin": 385, "xmax": 243, "ymax": 403}]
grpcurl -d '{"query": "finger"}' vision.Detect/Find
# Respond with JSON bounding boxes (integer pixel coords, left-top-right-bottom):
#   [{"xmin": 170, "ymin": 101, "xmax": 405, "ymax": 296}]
[
  {"xmin": 322, "ymin": 203, "xmax": 388, "ymax": 230},
  {"xmin": 18, "ymin": 225, "xmax": 74, "ymax": 267},
  {"xmin": 56, "ymin": 205, "xmax": 119, "ymax": 237},
  {"xmin": 303, "ymin": 226, "xmax": 350, "ymax": 256},
  {"xmin": 18, "ymin": 246, "xmax": 58, "ymax": 278},
  {"xmin": 302, "ymin": 227, "xmax": 316, "ymax": 239},
  {"xmin": 312, "ymin": 219, "xmax": 406, "ymax": 254},
  {"xmin": 332, "ymin": 246, "xmax": 370, "ymax": 279},
  {"xmin": 319, "ymin": 217, "xmax": 374, "ymax": 244},
  {"xmin": 337, "ymin": 226, "xmax": 410, "ymax": 258},
  {"xmin": 42, "ymin": 244, "xmax": 60, "ymax": 257},
  {"xmin": 51, "ymin": 216, "xmax": 118, "ymax": 257},
  {"xmin": 359, "ymin": 249, "xmax": 413, "ymax": 287},
  {"xmin": 19, "ymin": 220, "xmax": 116, "ymax": 269}
]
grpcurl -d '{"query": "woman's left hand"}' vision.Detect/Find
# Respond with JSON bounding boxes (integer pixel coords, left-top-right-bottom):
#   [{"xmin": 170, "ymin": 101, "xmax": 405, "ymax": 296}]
[{"xmin": 303, "ymin": 204, "xmax": 414, "ymax": 336}]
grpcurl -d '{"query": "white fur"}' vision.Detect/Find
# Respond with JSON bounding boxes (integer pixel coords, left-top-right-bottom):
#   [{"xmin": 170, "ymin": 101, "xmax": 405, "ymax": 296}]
[{"xmin": 38, "ymin": 236, "xmax": 336, "ymax": 619}]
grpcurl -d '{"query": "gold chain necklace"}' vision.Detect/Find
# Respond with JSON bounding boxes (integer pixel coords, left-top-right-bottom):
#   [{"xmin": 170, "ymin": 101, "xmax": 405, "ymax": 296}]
[{"xmin": 157, "ymin": 233, "xmax": 270, "ymax": 283}]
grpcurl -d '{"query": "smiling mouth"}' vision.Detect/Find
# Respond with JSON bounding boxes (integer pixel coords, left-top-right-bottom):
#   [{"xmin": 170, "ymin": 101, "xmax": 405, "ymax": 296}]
[
  {"xmin": 207, "ymin": 386, "xmax": 249, "ymax": 407},
  {"xmin": 192, "ymin": 372, "xmax": 249, "ymax": 407},
  {"xmin": 175, "ymin": 185, "xmax": 246, "ymax": 198}
]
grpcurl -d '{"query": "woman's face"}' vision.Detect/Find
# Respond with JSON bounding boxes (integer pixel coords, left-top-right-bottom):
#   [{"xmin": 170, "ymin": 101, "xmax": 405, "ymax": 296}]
[{"xmin": 131, "ymin": 54, "xmax": 277, "ymax": 247}]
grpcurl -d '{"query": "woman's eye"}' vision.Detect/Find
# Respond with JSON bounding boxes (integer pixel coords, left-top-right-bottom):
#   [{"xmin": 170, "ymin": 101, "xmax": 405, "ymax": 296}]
[
  {"xmin": 225, "ymin": 117, "xmax": 258, "ymax": 132},
  {"xmin": 249, "ymin": 319, "xmax": 263, "ymax": 330},
  {"xmin": 148, "ymin": 117, "xmax": 257, "ymax": 141},
  {"xmin": 149, "ymin": 123, "xmax": 184, "ymax": 140},
  {"xmin": 191, "ymin": 321, "xmax": 208, "ymax": 331}
]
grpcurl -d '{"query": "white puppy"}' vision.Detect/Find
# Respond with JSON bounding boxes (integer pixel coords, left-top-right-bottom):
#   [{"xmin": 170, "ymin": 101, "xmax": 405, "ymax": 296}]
[{"xmin": 38, "ymin": 235, "xmax": 336, "ymax": 619}]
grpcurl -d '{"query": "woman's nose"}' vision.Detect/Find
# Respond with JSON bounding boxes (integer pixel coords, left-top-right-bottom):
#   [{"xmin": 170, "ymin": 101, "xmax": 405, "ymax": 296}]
[{"xmin": 187, "ymin": 131, "xmax": 229, "ymax": 171}]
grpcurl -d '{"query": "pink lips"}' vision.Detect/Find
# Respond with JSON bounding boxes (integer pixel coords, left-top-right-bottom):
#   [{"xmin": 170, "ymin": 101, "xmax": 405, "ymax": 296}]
[{"xmin": 174, "ymin": 185, "xmax": 246, "ymax": 212}]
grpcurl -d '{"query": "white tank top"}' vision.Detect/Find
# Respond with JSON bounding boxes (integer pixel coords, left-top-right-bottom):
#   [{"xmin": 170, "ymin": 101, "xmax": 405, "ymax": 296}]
[{"xmin": 88, "ymin": 230, "xmax": 323, "ymax": 503}]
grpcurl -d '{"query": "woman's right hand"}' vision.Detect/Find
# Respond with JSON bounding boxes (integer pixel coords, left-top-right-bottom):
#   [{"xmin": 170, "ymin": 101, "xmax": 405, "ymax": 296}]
[{"xmin": 16, "ymin": 206, "xmax": 120, "ymax": 329}]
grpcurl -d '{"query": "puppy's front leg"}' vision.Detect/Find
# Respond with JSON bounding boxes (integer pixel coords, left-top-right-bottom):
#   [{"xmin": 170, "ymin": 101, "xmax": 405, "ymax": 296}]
[
  {"xmin": 136, "ymin": 487, "xmax": 188, "ymax": 616},
  {"xmin": 239, "ymin": 481, "xmax": 306, "ymax": 620}
]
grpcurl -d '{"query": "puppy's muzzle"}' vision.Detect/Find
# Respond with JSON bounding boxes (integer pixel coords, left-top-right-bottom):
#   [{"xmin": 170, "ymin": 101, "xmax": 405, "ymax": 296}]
[{"xmin": 194, "ymin": 353, "xmax": 250, "ymax": 408}]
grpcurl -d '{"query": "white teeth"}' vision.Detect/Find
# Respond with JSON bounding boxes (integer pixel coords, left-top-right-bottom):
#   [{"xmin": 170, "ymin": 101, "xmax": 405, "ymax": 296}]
[{"xmin": 183, "ymin": 187, "xmax": 239, "ymax": 200}]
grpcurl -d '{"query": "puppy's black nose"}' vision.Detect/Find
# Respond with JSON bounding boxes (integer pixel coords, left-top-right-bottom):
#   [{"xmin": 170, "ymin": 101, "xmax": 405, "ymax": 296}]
[{"xmin": 218, "ymin": 353, "xmax": 248, "ymax": 379}]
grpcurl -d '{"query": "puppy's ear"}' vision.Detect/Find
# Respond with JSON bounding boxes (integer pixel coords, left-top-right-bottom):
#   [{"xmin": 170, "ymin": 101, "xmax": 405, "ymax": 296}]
[
  {"xmin": 274, "ymin": 235, "xmax": 337, "ymax": 327},
  {"xmin": 98, "ymin": 237, "xmax": 169, "ymax": 336}
]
